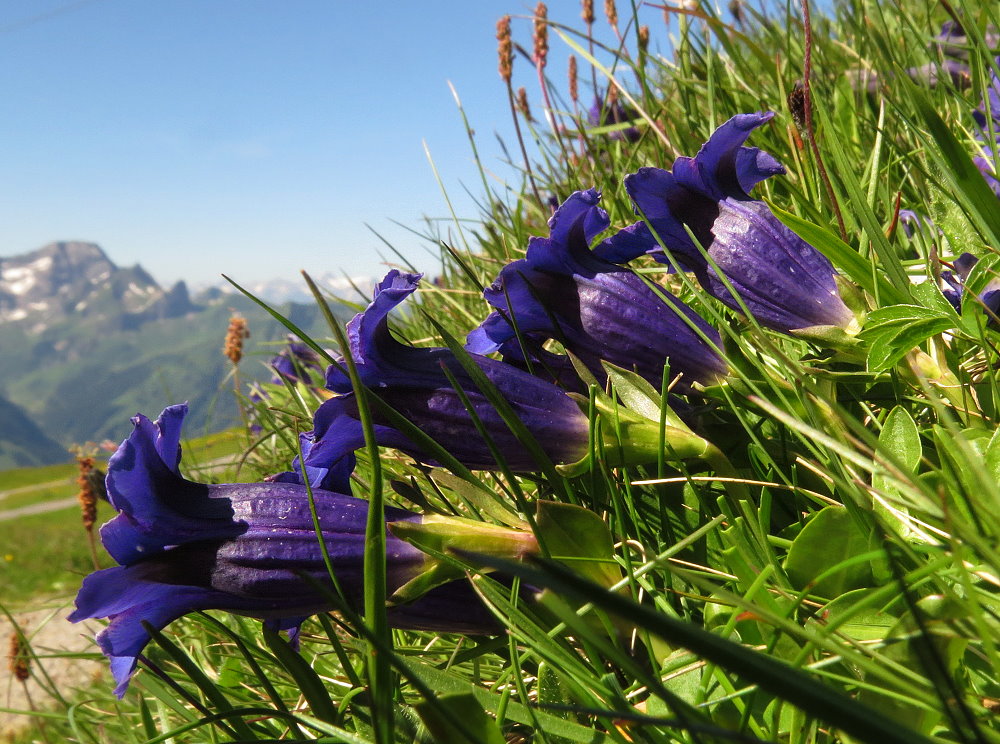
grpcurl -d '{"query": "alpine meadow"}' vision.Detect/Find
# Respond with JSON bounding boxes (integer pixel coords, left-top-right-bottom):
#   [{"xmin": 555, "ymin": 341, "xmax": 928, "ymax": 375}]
[{"xmin": 4, "ymin": 0, "xmax": 1000, "ymax": 742}]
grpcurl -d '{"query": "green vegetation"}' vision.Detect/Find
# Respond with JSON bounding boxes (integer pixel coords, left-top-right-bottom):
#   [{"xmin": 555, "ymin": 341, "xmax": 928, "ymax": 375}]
[
  {"xmin": 7, "ymin": 0, "xmax": 1000, "ymax": 742},
  {"xmin": 0, "ymin": 428, "xmax": 246, "ymax": 606}
]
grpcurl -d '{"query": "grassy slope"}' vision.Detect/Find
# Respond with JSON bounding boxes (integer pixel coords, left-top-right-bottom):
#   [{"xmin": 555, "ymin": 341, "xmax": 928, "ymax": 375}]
[
  {"xmin": 0, "ymin": 428, "xmax": 246, "ymax": 607},
  {"xmin": 9, "ymin": 1, "xmax": 1000, "ymax": 742}
]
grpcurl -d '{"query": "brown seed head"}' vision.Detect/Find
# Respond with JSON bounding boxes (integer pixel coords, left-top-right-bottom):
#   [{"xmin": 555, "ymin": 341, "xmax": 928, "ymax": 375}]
[
  {"xmin": 76, "ymin": 456, "xmax": 98, "ymax": 532},
  {"xmin": 532, "ymin": 2, "xmax": 548, "ymax": 68},
  {"xmin": 223, "ymin": 314, "xmax": 250, "ymax": 365},
  {"xmin": 568, "ymin": 55, "xmax": 579, "ymax": 103},
  {"xmin": 728, "ymin": 0, "xmax": 745, "ymax": 25},
  {"xmin": 8, "ymin": 633, "xmax": 29, "ymax": 682},
  {"xmin": 516, "ymin": 87, "xmax": 533, "ymax": 121},
  {"xmin": 604, "ymin": 0, "xmax": 618, "ymax": 30},
  {"xmin": 497, "ymin": 15, "xmax": 513, "ymax": 83},
  {"xmin": 787, "ymin": 82, "xmax": 806, "ymax": 130},
  {"xmin": 582, "ymin": 0, "xmax": 595, "ymax": 25},
  {"xmin": 607, "ymin": 85, "xmax": 619, "ymax": 105},
  {"xmin": 638, "ymin": 25, "xmax": 650, "ymax": 53}
]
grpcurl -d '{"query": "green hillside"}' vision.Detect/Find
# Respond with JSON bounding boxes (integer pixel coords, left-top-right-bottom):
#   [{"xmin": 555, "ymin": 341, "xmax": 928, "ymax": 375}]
[
  {"xmin": 0, "ymin": 395, "xmax": 68, "ymax": 469},
  {"xmin": 0, "ymin": 295, "xmax": 347, "ymax": 464}
]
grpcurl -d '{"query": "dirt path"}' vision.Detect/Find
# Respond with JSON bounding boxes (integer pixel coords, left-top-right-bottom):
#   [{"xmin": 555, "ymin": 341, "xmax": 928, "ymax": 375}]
[
  {"xmin": 0, "ymin": 452, "xmax": 245, "ymax": 739},
  {"xmin": 1, "ymin": 605, "xmax": 103, "ymax": 741},
  {"xmin": 0, "ymin": 498, "xmax": 77, "ymax": 524},
  {"xmin": 0, "ymin": 479, "xmax": 72, "ymax": 505}
]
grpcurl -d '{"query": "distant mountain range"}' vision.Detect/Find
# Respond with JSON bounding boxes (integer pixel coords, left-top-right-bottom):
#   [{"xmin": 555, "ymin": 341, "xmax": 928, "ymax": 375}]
[
  {"xmin": 0, "ymin": 242, "xmax": 362, "ymax": 469},
  {"xmin": 196, "ymin": 273, "xmax": 373, "ymax": 307}
]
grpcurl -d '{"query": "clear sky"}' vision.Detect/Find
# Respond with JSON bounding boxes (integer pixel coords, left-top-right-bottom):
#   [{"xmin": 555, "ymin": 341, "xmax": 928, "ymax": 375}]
[{"xmin": 0, "ymin": 1, "xmax": 669, "ymax": 287}]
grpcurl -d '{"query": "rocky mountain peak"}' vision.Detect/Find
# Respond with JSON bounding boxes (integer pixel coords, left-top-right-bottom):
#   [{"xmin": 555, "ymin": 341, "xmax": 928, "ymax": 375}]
[{"xmin": 0, "ymin": 241, "xmax": 169, "ymax": 328}]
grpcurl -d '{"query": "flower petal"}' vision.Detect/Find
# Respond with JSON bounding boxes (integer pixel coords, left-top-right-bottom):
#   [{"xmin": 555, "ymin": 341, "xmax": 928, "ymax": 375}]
[{"xmin": 703, "ymin": 198, "xmax": 853, "ymax": 330}]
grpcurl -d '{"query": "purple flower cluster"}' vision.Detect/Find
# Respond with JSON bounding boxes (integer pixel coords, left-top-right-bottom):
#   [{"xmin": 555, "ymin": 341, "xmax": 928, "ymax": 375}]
[{"xmin": 73, "ymin": 110, "xmax": 857, "ymax": 698}]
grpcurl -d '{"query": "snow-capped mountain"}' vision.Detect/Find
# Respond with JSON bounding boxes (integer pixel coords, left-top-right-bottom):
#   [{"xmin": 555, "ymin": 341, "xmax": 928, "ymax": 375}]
[
  {"xmin": 0, "ymin": 241, "xmax": 197, "ymax": 331},
  {"xmin": 195, "ymin": 273, "xmax": 373, "ymax": 306}
]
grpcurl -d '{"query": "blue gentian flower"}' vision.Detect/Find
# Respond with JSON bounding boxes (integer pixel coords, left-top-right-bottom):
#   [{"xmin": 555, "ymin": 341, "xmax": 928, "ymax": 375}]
[
  {"xmin": 269, "ymin": 338, "xmax": 324, "ymax": 385},
  {"xmin": 69, "ymin": 404, "xmax": 505, "ymax": 697},
  {"xmin": 940, "ymin": 253, "xmax": 1000, "ymax": 319},
  {"xmin": 596, "ymin": 112, "xmax": 855, "ymax": 334},
  {"xmin": 898, "ymin": 210, "xmax": 937, "ymax": 238},
  {"xmin": 588, "ymin": 93, "xmax": 641, "ymax": 142},
  {"xmin": 297, "ymin": 270, "xmax": 592, "ymax": 475},
  {"xmin": 972, "ymin": 57, "xmax": 1000, "ymax": 198},
  {"xmin": 936, "ymin": 21, "xmax": 999, "ymax": 68},
  {"xmin": 466, "ymin": 189, "xmax": 727, "ymax": 392}
]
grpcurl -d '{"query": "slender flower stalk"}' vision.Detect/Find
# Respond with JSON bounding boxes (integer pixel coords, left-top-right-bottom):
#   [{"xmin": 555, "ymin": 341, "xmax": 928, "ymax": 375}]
[
  {"xmin": 799, "ymin": 0, "xmax": 846, "ymax": 238},
  {"xmin": 604, "ymin": 0, "xmax": 619, "ymax": 36},
  {"xmin": 516, "ymin": 87, "xmax": 533, "ymax": 122},
  {"xmin": 497, "ymin": 14, "xmax": 542, "ymax": 207},
  {"xmin": 568, "ymin": 55, "xmax": 579, "ymax": 105},
  {"xmin": 582, "ymin": 0, "xmax": 598, "ymax": 97},
  {"xmin": 531, "ymin": 2, "xmax": 571, "ymax": 165},
  {"xmin": 497, "ymin": 15, "xmax": 512, "ymax": 84},
  {"xmin": 532, "ymin": 2, "xmax": 548, "ymax": 69}
]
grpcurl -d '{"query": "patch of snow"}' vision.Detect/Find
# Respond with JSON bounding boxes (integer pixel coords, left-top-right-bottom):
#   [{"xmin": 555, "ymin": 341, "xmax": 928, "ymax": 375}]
[
  {"xmin": 1, "ymin": 266, "xmax": 36, "ymax": 296},
  {"xmin": 27, "ymin": 301, "xmax": 48, "ymax": 312},
  {"xmin": 29, "ymin": 255, "xmax": 53, "ymax": 273},
  {"xmin": 3, "ymin": 308, "xmax": 27, "ymax": 321},
  {"xmin": 91, "ymin": 270, "xmax": 111, "ymax": 283},
  {"xmin": 75, "ymin": 300, "xmax": 88, "ymax": 311}
]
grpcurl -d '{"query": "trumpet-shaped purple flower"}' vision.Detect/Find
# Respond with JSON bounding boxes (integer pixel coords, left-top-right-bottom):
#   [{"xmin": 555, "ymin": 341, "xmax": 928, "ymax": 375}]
[
  {"xmin": 940, "ymin": 253, "xmax": 1000, "ymax": 319},
  {"xmin": 466, "ymin": 189, "xmax": 727, "ymax": 392},
  {"xmin": 588, "ymin": 94, "xmax": 641, "ymax": 142},
  {"xmin": 69, "ymin": 404, "xmax": 504, "ymax": 697},
  {"xmin": 596, "ymin": 112, "xmax": 854, "ymax": 334},
  {"xmin": 293, "ymin": 270, "xmax": 592, "ymax": 477},
  {"xmin": 972, "ymin": 57, "xmax": 1000, "ymax": 198},
  {"xmin": 936, "ymin": 21, "xmax": 1000, "ymax": 66},
  {"xmin": 269, "ymin": 338, "xmax": 324, "ymax": 385}
]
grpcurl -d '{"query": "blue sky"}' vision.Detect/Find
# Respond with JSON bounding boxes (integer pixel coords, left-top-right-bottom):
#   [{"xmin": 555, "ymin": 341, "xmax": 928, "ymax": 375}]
[{"xmin": 0, "ymin": 1, "xmax": 667, "ymax": 286}]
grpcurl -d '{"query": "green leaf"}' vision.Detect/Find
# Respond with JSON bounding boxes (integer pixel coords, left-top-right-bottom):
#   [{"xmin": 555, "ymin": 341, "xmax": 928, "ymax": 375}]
[
  {"xmin": 857, "ymin": 596, "xmax": 971, "ymax": 735},
  {"xmin": 403, "ymin": 658, "xmax": 616, "ymax": 744},
  {"xmin": 862, "ymin": 317, "xmax": 956, "ymax": 372},
  {"xmin": 783, "ymin": 507, "xmax": 879, "ymax": 597},
  {"xmin": 863, "ymin": 303, "xmax": 955, "ymax": 327},
  {"xmin": 877, "ymin": 406, "xmax": 921, "ymax": 475},
  {"xmin": 535, "ymin": 500, "xmax": 621, "ymax": 589},
  {"xmin": 907, "ymin": 85, "xmax": 1000, "ymax": 245},
  {"xmin": 909, "ymin": 281, "xmax": 961, "ymax": 323},
  {"xmin": 413, "ymin": 692, "xmax": 507, "ymax": 744},
  {"xmin": 819, "ymin": 589, "xmax": 901, "ymax": 642},
  {"xmin": 466, "ymin": 555, "xmax": 937, "ymax": 744},
  {"xmin": 986, "ymin": 426, "xmax": 1000, "ymax": 483},
  {"xmin": 262, "ymin": 626, "xmax": 340, "ymax": 725}
]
